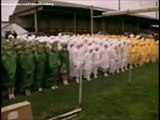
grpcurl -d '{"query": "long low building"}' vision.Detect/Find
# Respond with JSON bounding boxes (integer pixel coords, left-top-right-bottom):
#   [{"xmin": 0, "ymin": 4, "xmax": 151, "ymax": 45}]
[{"xmin": 10, "ymin": 0, "xmax": 159, "ymax": 35}]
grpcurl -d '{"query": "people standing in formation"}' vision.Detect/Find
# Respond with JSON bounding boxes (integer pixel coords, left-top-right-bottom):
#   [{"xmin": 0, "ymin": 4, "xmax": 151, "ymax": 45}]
[
  {"xmin": 1, "ymin": 34, "xmax": 159, "ymax": 100},
  {"xmin": 5, "ymin": 31, "xmax": 17, "ymax": 40}
]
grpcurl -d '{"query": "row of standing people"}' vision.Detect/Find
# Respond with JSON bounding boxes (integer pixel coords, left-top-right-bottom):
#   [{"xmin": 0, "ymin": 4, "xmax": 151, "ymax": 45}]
[
  {"xmin": 2, "ymin": 40, "xmax": 69, "ymax": 100},
  {"xmin": 2, "ymin": 34, "xmax": 159, "ymax": 100}
]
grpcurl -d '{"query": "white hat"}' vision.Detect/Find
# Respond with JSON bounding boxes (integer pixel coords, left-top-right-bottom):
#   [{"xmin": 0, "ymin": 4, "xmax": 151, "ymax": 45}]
[
  {"xmin": 88, "ymin": 46, "xmax": 93, "ymax": 51},
  {"xmin": 8, "ymin": 34, "xmax": 14, "ymax": 39},
  {"xmin": 130, "ymin": 34, "xmax": 134, "ymax": 38},
  {"xmin": 135, "ymin": 35, "xmax": 140, "ymax": 39}
]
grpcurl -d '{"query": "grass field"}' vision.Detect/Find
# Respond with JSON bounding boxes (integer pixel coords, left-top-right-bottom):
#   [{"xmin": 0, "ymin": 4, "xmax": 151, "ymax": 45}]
[{"xmin": 2, "ymin": 62, "xmax": 158, "ymax": 120}]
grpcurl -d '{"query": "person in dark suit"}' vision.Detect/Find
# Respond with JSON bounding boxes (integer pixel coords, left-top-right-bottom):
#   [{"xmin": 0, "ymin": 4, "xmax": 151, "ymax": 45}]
[{"xmin": 12, "ymin": 30, "xmax": 17, "ymax": 39}]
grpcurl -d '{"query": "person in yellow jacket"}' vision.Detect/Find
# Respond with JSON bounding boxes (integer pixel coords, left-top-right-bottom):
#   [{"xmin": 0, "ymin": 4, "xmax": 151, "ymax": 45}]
[
  {"xmin": 150, "ymin": 40, "xmax": 156, "ymax": 63},
  {"xmin": 152, "ymin": 40, "xmax": 159, "ymax": 62},
  {"xmin": 149, "ymin": 39, "xmax": 155, "ymax": 60},
  {"xmin": 148, "ymin": 39, "xmax": 154, "ymax": 62},
  {"xmin": 150, "ymin": 39, "xmax": 155, "ymax": 62},
  {"xmin": 128, "ymin": 42, "xmax": 137, "ymax": 69},
  {"xmin": 133, "ymin": 41, "xmax": 141, "ymax": 67},
  {"xmin": 143, "ymin": 41, "xmax": 150, "ymax": 63},
  {"xmin": 138, "ymin": 41, "xmax": 145, "ymax": 66},
  {"xmin": 138, "ymin": 40, "xmax": 143, "ymax": 63},
  {"xmin": 156, "ymin": 40, "xmax": 159, "ymax": 61}
]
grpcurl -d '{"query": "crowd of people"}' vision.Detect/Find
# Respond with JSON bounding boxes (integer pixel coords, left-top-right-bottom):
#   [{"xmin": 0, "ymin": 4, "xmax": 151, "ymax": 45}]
[
  {"xmin": 5, "ymin": 30, "xmax": 17, "ymax": 40},
  {"xmin": 2, "ymin": 33, "xmax": 159, "ymax": 100}
]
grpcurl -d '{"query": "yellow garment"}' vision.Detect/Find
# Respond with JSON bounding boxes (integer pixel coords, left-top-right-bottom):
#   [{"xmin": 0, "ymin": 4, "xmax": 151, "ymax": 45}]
[
  {"xmin": 152, "ymin": 42, "xmax": 159, "ymax": 62},
  {"xmin": 129, "ymin": 44, "xmax": 138, "ymax": 64},
  {"xmin": 134, "ymin": 44, "xmax": 140, "ymax": 65},
  {"xmin": 139, "ymin": 44, "xmax": 145, "ymax": 65},
  {"xmin": 143, "ymin": 44, "xmax": 149, "ymax": 62}
]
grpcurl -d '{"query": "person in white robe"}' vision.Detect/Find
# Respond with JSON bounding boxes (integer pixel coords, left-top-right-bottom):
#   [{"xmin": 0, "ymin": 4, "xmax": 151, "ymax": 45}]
[
  {"xmin": 72, "ymin": 41, "xmax": 84, "ymax": 83},
  {"xmin": 83, "ymin": 46, "xmax": 94, "ymax": 81},
  {"xmin": 99, "ymin": 41, "xmax": 110, "ymax": 77},
  {"xmin": 92, "ymin": 45, "xmax": 101, "ymax": 78},
  {"xmin": 108, "ymin": 43, "xmax": 118, "ymax": 75}
]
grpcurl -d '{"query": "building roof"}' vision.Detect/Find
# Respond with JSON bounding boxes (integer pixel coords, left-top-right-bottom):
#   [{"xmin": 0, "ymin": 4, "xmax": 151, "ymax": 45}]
[
  {"xmin": 129, "ymin": 14, "xmax": 158, "ymax": 20},
  {"xmin": 12, "ymin": 0, "xmax": 158, "ymax": 22},
  {"xmin": 1, "ymin": 21, "xmax": 10, "ymax": 29},
  {"xmin": 13, "ymin": 0, "xmax": 113, "ymax": 15},
  {"xmin": 151, "ymin": 25, "xmax": 159, "ymax": 28},
  {"xmin": 13, "ymin": 0, "xmax": 37, "ymax": 15},
  {"xmin": 40, "ymin": 0, "xmax": 113, "ymax": 11}
]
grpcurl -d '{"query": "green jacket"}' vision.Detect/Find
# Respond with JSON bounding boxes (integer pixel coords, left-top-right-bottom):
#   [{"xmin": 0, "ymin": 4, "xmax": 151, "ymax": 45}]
[
  {"xmin": 2, "ymin": 53, "xmax": 17, "ymax": 87},
  {"xmin": 18, "ymin": 53, "xmax": 35, "ymax": 91},
  {"xmin": 48, "ymin": 51, "xmax": 60, "ymax": 69},
  {"xmin": 33, "ymin": 52, "xmax": 46, "ymax": 88},
  {"xmin": 45, "ymin": 51, "xmax": 60, "ymax": 86},
  {"xmin": 59, "ymin": 49, "xmax": 69, "ymax": 68}
]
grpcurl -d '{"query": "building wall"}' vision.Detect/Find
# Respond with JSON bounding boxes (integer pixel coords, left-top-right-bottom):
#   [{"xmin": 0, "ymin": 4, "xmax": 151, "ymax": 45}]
[
  {"xmin": 105, "ymin": 18, "xmax": 122, "ymax": 34},
  {"xmin": 11, "ymin": 7, "xmax": 157, "ymax": 34},
  {"xmin": 13, "ymin": 14, "xmax": 35, "ymax": 32},
  {"xmin": 77, "ymin": 14, "xmax": 90, "ymax": 33}
]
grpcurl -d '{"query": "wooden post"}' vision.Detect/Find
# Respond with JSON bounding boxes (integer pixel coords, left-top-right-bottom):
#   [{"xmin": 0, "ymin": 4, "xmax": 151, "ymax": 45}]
[
  {"xmin": 128, "ymin": 65, "xmax": 132, "ymax": 83},
  {"xmin": 90, "ymin": 6, "xmax": 94, "ymax": 35},
  {"xmin": 137, "ymin": 22, "xmax": 140, "ymax": 34},
  {"xmin": 47, "ymin": 16, "xmax": 49, "ymax": 33},
  {"xmin": 34, "ymin": 12, "xmax": 38, "ymax": 32},
  {"xmin": 122, "ymin": 18, "xmax": 125, "ymax": 33},
  {"xmin": 73, "ymin": 13, "xmax": 77, "ymax": 34},
  {"xmin": 118, "ymin": 0, "xmax": 121, "ymax": 10},
  {"xmin": 79, "ymin": 65, "xmax": 83, "ymax": 105},
  {"xmin": 34, "ymin": 0, "xmax": 38, "ymax": 32},
  {"xmin": 102, "ymin": 18, "xmax": 106, "ymax": 32},
  {"xmin": 155, "ymin": 1, "xmax": 158, "ymax": 19}
]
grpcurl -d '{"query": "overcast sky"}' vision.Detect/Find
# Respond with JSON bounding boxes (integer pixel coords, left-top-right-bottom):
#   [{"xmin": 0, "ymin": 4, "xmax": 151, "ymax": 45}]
[{"xmin": 1, "ymin": 0, "xmax": 159, "ymax": 21}]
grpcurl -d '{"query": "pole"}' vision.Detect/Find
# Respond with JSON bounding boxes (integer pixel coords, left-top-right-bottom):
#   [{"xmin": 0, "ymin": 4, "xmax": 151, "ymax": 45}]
[
  {"xmin": 128, "ymin": 64, "xmax": 132, "ymax": 83},
  {"xmin": 118, "ymin": 0, "xmax": 120, "ymax": 10},
  {"xmin": 34, "ymin": 13, "xmax": 38, "ymax": 32},
  {"xmin": 78, "ymin": 65, "xmax": 82, "ymax": 105},
  {"xmin": 90, "ymin": 6, "xmax": 94, "ymax": 35},
  {"xmin": 102, "ymin": 18, "xmax": 106, "ymax": 32},
  {"xmin": 137, "ymin": 22, "xmax": 139, "ymax": 34},
  {"xmin": 102, "ymin": 7, "xmax": 159, "ymax": 16},
  {"xmin": 155, "ymin": 0, "xmax": 158, "ymax": 19},
  {"xmin": 73, "ymin": 13, "xmax": 77, "ymax": 34},
  {"xmin": 34, "ymin": 0, "xmax": 38, "ymax": 32},
  {"xmin": 122, "ymin": 18, "xmax": 124, "ymax": 33}
]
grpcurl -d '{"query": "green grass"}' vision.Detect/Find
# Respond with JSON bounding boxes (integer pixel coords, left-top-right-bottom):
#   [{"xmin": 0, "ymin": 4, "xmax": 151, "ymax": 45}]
[{"xmin": 2, "ymin": 62, "xmax": 158, "ymax": 120}]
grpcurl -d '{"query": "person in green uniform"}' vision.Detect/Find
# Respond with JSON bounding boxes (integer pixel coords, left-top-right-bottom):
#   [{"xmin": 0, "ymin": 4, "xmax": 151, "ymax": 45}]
[
  {"xmin": 1, "ymin": 46, "xmax": 5, "ymax": 98},
  {"xmin": 46, "ymin": 42, "xmax": 60, "ymax": 90},
  {"xmin": 14, "ymin": 40, "xmax": 24, "ymax": 93},
  {"xmin": 59, "ymin": 43, "xmax": 70, "ymax": 85},
  {"xmin": 31, "ymin": 41, "xmax": 38, "ymax": 91},
  {"xmin": 18, "ymin": 43, "xmax": 35, "ymax": 96},
  {"xmin": 1, "ymin": 41, "xmax": 8, "ymax": 98},
  {"xmin": 2, "ymin": 42, "xmax": 17, "ymax": 100},
  {"xmin": 33, "ymin": 42, "xmax": 46, "ymax": 92},
  {"xmin": 42, "ymin": 42, "xmax": 50, "ymax": 88}
]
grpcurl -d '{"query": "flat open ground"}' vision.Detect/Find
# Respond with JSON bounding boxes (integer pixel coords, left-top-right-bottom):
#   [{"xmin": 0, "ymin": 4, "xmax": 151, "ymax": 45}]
[{"xmin": 2, "ymin": 62, "xmax": 158, "ymax": 120}]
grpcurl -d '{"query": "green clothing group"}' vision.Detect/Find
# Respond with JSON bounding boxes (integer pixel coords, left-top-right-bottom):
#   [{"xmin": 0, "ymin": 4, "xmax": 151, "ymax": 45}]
[{"xmin": 1, "ymin": 39, "xmax": 69, "ymax": 92}]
